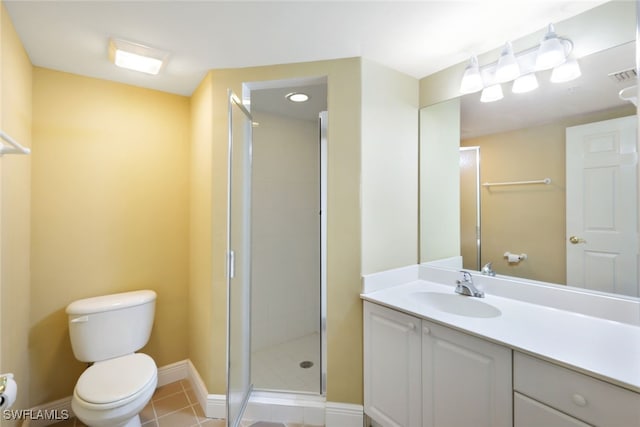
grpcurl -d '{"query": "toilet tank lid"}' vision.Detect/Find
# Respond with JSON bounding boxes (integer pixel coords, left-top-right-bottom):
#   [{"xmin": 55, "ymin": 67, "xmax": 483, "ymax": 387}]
[{"xmin": 66, "ymin": 290, "xmax": 157, "ymax": 315}]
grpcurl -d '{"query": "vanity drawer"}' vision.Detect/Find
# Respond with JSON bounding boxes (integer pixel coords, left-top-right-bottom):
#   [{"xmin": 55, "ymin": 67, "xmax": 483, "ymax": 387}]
[
  {"xmin": 514, "ymin": 392, "xmax": 591, "ymax": 427},
  {"xmin": 513, "ymin": 352, "xmax": 640, "ymax": 427}
]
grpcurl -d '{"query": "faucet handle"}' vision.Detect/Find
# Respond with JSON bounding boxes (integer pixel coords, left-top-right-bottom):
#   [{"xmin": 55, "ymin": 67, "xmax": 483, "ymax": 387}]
[{"xmin": 459, "ymin": 270, "xmax": 473, "ymax": 282}]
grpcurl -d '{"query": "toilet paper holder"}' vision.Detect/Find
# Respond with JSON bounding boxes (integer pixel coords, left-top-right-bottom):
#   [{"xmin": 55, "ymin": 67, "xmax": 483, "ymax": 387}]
[
  {"xmin": 0, "ymin": 374, "xmax": 11, "ymax": 394},
  {"xmin": 504, "ymin": 252, "xmax": 527, "ymax": 263}
]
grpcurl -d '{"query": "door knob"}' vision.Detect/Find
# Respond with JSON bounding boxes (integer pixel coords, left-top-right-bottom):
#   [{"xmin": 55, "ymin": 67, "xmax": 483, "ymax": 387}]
[{"xmin": 569, "ymin": 236, "xmax": 586, "ymax": 244}]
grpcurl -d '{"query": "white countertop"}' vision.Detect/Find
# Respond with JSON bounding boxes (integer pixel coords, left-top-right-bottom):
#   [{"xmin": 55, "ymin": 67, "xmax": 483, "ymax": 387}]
[{"xmin": 361, "ymin": 279, "xmax": 640, "ymax": 393}]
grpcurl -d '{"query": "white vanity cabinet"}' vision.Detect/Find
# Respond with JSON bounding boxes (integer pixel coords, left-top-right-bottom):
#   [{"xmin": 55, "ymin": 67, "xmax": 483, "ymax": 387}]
[
  {"xmin": 421, "ymin": 319, "xmax": 512, "ymax": 427},
  {"xmin": 513, "ymin": 352, "xmax": 640, "ymax": 427},
  {"xmin": 364, "ymin": 301, "xmax": 422, "ymax": 427},
  {"xmin": 364, "ymin": 301, "xmax": 512, "ymax": 427}
]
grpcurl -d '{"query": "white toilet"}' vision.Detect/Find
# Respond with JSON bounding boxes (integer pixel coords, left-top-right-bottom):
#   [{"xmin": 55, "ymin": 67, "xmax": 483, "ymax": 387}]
[{"xmin": 66, "ymin": 290, "xmax": 158, "ymax": 427}]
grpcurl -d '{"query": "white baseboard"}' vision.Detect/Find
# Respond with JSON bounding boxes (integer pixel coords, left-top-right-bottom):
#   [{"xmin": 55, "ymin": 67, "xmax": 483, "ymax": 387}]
[
  {"xmin": 21, "ymin": 359, "xmax": 364, "ymax": 427},
  {"xmin": 18, "ymin": 396, "xmax": 72, "ymax": 427},
  {"xmin": 325, "ymin": 401, "xmax": 364, "ymax": 427},
  {"xmin": 186, "ymin": 359, "xmax": 225, "ymax": 419},
  {"xmin": 156, "ymin": 359, "xmax": 189, "ymax": 387}
]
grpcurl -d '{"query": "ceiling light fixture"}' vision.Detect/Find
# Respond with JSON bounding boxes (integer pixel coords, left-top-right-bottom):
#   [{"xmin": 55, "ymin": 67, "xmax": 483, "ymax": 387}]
[
  {"xmin": 108, "ymin": 38, "xmax": 168, "ymax": 75},
  {"xmin": 460, "ymin": 23, "xmax": 580, "ymax": 102},
  {"xmin": 285, "ymin": 92, "xmax": 310, "ymax": 103}
]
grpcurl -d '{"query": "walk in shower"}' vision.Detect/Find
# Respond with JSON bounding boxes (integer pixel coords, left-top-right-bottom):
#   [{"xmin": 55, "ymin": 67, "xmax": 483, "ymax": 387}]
[{"xmin": 248, "ymin": 78, "xmax": 327, "ymax": 395}]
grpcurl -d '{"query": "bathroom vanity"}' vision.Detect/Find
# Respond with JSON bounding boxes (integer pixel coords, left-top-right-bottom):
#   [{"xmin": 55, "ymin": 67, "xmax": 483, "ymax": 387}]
[{"xmin": 361, "ymin": 264, "xmax": 640, "ymax": 427}]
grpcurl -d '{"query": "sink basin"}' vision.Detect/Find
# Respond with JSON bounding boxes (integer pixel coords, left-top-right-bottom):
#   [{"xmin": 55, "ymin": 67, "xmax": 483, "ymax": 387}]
[{"xmin": 411, "ymin": 291, "xmax": 501, "ymax": 318}]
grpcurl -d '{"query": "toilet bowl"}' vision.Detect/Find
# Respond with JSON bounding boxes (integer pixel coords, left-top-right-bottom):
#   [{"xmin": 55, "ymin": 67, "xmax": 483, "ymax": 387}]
[
  {"xmin": 71, "ymin": 354, "xmax": 157, "ymax": 427},
  {"xmin": 66, "ymin": 290, "xmax": 158, "ymax": 427}
]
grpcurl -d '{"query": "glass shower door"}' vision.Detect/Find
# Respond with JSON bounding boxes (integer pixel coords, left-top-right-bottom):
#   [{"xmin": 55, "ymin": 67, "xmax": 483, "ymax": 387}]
[{"xmin": 227, "ymin": 90, "xmax": 253, "ymax": 427}]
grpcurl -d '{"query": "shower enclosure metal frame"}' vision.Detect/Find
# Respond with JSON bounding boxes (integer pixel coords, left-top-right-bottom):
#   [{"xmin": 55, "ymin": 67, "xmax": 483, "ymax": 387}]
[{"xmin": 226, "ymin": 89, "xmax": 254, "ymax": 427}]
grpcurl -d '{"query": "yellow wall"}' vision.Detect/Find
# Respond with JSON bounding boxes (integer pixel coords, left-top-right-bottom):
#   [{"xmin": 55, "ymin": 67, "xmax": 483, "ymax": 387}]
[
  {"xmin": 188, "ymin": 59, "xmax": 364, "ymax": 403},
  {"xmin": 30, "ymin": 68, "xmax": 190, "ymax": 404},
  {"xmin": 0, "ymin": 2, "xmax": 32, "ymax": 423},
  {"xmin": 188, "ymin": 71, "xmax": 221, "ymax": 391},
  {"xmin": 462, "ymin": 106, "xmax": 635, "ymax": 284}
]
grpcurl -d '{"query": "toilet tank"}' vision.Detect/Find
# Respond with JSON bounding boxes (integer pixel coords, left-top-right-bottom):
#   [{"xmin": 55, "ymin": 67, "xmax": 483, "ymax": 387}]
[{"xmin": 66, "ymin": 290, "xmax": 156, "ymax": 362}]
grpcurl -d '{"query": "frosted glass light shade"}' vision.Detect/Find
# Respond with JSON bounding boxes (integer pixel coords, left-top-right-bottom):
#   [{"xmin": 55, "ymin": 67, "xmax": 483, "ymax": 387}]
[
  {"xmin": 535, "ymin": 24, "xmax": 567, "ymax": 70},
  {"xmin": 460, "ymin": 56, "xmax": 484, "ymax": 94},
  {"xmin": 480, "ymin": 84, "xmax": 503, "ymax": 103},
  {"xmin": 512, "ymin": 73, "xmax": 539, "ymax": 93},
  {"xmin": 550, "ymin": 57, "xmax": 581, "ymax": 83},
  {"xmin": 495, "ymin": 42, "xmax": 520, "ymax": 83}
]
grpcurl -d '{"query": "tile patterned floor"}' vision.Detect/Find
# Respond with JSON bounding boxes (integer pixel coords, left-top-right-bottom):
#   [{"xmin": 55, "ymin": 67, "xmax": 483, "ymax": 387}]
[
  {"xmin": 50, "ymin": 380, "xmax": 322, "ymax": 427},
  {"xmin": 51, "ymin": 380, "xmax": 221, "ymax": 427}
]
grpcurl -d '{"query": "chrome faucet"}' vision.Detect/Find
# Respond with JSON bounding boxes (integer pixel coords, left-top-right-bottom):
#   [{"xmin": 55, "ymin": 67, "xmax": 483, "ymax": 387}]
[
  {"xmin": 455, "ymin": 270, "xmax": 485, "ymax": 298},
  {"xmin": 481, "ymin": 262, "xmax": 496, "ymax": 276}
]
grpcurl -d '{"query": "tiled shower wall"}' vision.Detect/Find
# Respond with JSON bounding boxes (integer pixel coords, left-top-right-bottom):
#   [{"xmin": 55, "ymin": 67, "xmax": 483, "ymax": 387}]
[{"xmin": 251, "ymin": 110, "xmax": 321, "ymax": 353}]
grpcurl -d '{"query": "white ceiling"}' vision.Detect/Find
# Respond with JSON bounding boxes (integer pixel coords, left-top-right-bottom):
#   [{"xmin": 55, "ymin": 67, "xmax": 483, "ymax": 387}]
[{"xmin": 3, "ymin": 0, "xmax": 609, "ymax": 97}]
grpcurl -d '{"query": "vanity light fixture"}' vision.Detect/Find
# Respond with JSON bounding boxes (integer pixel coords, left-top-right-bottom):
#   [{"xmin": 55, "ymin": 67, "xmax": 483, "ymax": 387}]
[
  {"xmin": 460, "ymin": 56, "xmax": 484, "ymax": 94},
  {"xmin": 108, "ymin": 38, "xmax": 168, "ymax": 75},
  {"xmin": 480, "ymin": 84, "xmax": 504, "ymax": 103},
  {"xmin": 512, "ymin": 73, "xmax": 539, "ymax": 93},
  {"xmin": 535, "ymin": 24, "xmax": 572, "ymax": 70},
  {"xmin": 285, "ymin": 92, "xmax": 310, "ymax": 103},
  {"xmin": 495, "ymin": 42, "xmax": 520, "ymax": 83},
  {"xmin": 550, "ymin": 56, "xmax": 582, "ymax": 83},
  {"xmin": 461, "ymin": 23, "xmax": 580, "ymax": 101}
]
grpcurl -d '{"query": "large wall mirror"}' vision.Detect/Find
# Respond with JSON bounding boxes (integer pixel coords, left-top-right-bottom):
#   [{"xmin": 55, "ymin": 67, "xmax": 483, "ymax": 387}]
[{"xmin": 420, "ymin": 0, "xmax": 639, "ymax": 299}]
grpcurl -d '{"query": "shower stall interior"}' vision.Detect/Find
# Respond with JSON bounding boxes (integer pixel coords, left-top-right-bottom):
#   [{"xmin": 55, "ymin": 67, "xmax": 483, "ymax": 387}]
[{"xmin": 248, "ymin": 79, "xmax": 328, "ymax": 395}]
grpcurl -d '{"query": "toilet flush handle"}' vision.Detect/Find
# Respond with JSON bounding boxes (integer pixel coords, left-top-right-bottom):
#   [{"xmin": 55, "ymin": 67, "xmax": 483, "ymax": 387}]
[{"xmin": 70, "ymin": 316, "xmax": 88, "ymax": 323}]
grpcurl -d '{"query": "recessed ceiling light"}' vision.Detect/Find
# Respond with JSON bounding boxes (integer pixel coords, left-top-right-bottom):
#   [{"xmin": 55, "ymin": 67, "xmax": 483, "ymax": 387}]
[
  {"xmin": 108, "ymin": 38, "xmax": 169, "ymax": 75},
  {"xmin": 285, "ymin": 92, "xmax": 310, "ymax": 103}
]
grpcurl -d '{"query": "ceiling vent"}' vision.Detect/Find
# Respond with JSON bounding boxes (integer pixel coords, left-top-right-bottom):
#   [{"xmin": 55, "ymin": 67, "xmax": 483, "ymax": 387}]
[{"xmin": 608, "ymin": 67, "xmax": 637, "ymax": 83}]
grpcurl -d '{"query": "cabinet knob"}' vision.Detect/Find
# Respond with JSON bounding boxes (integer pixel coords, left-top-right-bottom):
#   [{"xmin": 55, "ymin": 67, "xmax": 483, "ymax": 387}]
[
  {"xmin": 422, "ymin": 326, "xmax": 430, "ymax": 335},
  {"xmin": 572, "ymin": 393, "xmax": 588, "ymax": 407},
  {"xmin": 407, "ymin": 322, "xmax": 416, "ymax": 331}
]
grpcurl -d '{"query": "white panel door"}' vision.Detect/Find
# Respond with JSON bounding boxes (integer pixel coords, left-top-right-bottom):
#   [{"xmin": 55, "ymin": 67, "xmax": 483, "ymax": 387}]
[
  {"xmin": 364, "ymin": 302, "xmax": 422, "ymax": 427},
  {"xmin": 566, "ymin": 116, "xmax": 638, "ymax": 296},
  {"xmin": 422, "ymin": 320, "xmax": 512, "ymax": 427}
]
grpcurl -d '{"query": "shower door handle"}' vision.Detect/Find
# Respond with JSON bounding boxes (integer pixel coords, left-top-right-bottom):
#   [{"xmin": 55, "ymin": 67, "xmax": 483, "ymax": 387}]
[{"xmin": 228, "ymin": 250, "xmax": 235, "ymax": 279}]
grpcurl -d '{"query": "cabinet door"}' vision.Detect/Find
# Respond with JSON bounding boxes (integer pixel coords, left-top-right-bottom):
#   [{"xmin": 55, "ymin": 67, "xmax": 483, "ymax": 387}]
[
  {"xmin": 422, "ymin": 320, "xmax": 512, "ymax": 427},
  {"xmin": 514, "ymin": 393, "xmax": 592, "ymax": 427},
  {"xmin": 364, "ymin": 302, "xmax": 421, "ymax": 427}
]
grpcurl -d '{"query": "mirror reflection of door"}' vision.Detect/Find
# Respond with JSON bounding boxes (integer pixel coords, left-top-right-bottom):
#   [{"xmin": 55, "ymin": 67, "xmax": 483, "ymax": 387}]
[
  {"xmin": 566, "ymin": 115, "xmax": 638, "ymax": 296},
  {"xmin": 460, "ymin": 147, "xmax": 480, "ymax": 271}
]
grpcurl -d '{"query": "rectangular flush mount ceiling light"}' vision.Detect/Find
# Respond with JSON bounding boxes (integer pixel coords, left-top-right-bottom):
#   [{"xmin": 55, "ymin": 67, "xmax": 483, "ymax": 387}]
[{"xmin": 108, "ymin": 38, "xmax": 168, "ymax": 75}]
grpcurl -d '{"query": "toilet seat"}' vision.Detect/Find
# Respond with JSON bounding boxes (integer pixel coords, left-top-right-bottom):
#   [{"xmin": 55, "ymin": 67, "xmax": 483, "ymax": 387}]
[{"xmin": 75, "ymin": 353, "xmax": 156, "ymax": 408}]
